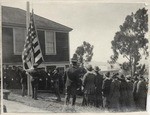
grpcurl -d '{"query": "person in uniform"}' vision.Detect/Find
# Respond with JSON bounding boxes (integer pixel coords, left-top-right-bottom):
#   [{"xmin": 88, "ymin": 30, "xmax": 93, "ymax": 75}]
[
  {"xmin": 94, "ymin": 66, "xmax": 103, "ymax": 107},
  {"xmin": 64, "ymin": 54, "xmax": 81, "ymax": 110},
  {"xmin": 26, "ymin": 67, "xmax": 40, "ymax": 100},
  {"xmin": 133, "ymin": 74, "xmax": 139, "ymax": 109},
  {"xmin": 136, "ymin": 76, "xmax": 147, "ymax": 111},
  {"xmin": 52, "ymin": 67, "xmax": 61, "ymax": 101},
  {"xmin": 3, "ymin": 66, "xmax": 8, "ymax": 89},
  {"xmin": 102, "ymin": 72, "xmax": 112, "ymax": 109},
  {"xmin": 82, "ymin": 65, "xmax": 96, "ymax": 106},
  {"xmin": 126, "ymin": 75, "xmax": 135, "ymax": 111},
  {"xmin": 109, "ymin": 73, "xmax": 121, "ymax": 112},
  {"xmin": 119, "ymin": 74, "xmax": 128, "ymax": 111},
  {"xmin": 19, "ymin": 67, "xmax": 27, "ymax": 97}
]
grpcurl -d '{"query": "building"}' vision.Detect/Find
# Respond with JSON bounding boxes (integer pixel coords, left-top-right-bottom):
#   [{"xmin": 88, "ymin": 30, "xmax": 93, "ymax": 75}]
[{"xmin": 2, "ymin": 6, "xmax": 72, "ymax": 73}]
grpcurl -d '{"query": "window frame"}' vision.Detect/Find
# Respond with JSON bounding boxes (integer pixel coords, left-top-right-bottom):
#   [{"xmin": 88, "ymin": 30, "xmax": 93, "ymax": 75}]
[
  {"xmin": 45, "ymin": 30, "xmax": 56, "ymax": 55},
  {"xmin": 13, "ymin": 27, "xmax": 26, "ymax": 55}
]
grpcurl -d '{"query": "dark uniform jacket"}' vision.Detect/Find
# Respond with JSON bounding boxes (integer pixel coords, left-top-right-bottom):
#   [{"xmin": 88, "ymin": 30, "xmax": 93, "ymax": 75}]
[
  {"xmin": 119, "ymin": 79, "xmax": 128, "ymax": 107},
  {"xmin": 102, "ymin": 78, "xmax": 112, "ymax": 97},
  {"xmin": 28, "ymin": 69, "xmax": 39, "ymax": 85},
  {"xmin": 65, "ymin": 66, "xmax": 81, "ymax": 88},
  {"xmin": 95, "ymin": 72, "xmax": 103, "ymax": 93},
  {"xmin": 136, "ymin": 80, "xmax": 147, "ymax": 98},
  {"xmin": 82, "ymin": 71, "xmax": 96, "ymax": 94},
  {"xmin": 136, "ymin": 80, "xmax": 147, "ymax": 110},
  {"xmin": 109, "ymin": 79, "xmax": 121, "ymax": 109},
  {"xmin": 20, "ymin": 70, "xmax": 27, "ymax": 84},
  {"xmin": 52, "ymin": 72, "xmax": 61, "ymax": 82}
]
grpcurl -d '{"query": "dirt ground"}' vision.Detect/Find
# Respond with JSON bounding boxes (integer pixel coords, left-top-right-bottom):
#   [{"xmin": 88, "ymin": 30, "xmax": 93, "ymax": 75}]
[
  {"xmin": 2, "ymin": 89, "xmax": 108, "ymax": 113},
  {"xmin": 2, "ymin": 89, "xmax": 147, "ymax": 113},
  {"xmin": 3, "ymin": 99, "xmax": 49, "ymax": 113}
]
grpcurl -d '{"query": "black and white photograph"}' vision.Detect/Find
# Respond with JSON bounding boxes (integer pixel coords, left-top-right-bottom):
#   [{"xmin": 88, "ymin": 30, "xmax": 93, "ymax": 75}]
[{"xmin": 0, "ymin": 0, "xmax": 149, "ymax": 113}]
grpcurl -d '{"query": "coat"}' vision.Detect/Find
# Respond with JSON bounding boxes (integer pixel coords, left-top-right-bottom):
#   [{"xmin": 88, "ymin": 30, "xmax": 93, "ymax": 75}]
[
  {"xmin": 136, "ymin": 80, "xmax": 147, "ymax": 110},
  {"xmin": 119, "ymin": 79, "xmax": 128, "ymax": 109},
  {"xmin": 109, "ymin": 79, "xmax": 121, "ymax": 110},
  {"xmin": 20, "ymin": 70, "xmax": 27, "ymax": 85},
  {"xmin": 52, "ymin": 72, "xmax": 61, "ymax": 88},
  {"xmin": 65, "ymin": 66, "xmax": 81, "ymax": 88},
  {"xmin": 126, "ymin": 80, "xmax": 135, "ymax": 109},
  {"xmin": 132, "ymin": 80, "xmax": 138, "ymax": 106},
  {"xmin": 94, "ymin": 72, "xmax": 103, "ymax": 107},
  {"xmin": 102, "ymin": 78, "xmax": 112, "ymax": 97},
  {"xmin": 95, "ymin": 72, "xmax": 103, "ymax": 93},
  {"xmin": 82, "ymin": 71, "xmax": 96, "ymax": 105},
  {"xmin": 82, "ymin": 71, "xmax": 96, "ymax": 95},
  {"xmin": 27, "ymin": 69, "xmax": 40, "ymax": 86}
]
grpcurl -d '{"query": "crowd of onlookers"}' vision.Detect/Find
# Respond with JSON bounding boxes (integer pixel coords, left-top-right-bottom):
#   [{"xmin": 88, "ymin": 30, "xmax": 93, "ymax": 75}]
[
  {"xmin": 2, "ymin": 64, "xmax": 148, "ymax": 112},
  {"xmin": 78, "ymin": 65, "xmax": 148, "ymax": 112}
]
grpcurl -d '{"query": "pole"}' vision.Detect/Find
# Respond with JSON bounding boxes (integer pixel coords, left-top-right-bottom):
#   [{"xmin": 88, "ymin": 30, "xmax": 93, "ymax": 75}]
[
  {"xmin": 26, "ymin": 1, "xmax": 32, "ymax": 96},
  {"xmin": 0, "ymin": 3, "xmax": 3, "ymax": 113}
]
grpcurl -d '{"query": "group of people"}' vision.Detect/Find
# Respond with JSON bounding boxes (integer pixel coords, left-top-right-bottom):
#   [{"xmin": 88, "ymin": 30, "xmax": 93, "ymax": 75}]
[
  {"xmin": 2, "ymin": 55, "xmax": 148, "ymax": 112},
  {"xmin": 63, "ymin": 55, "xmax": 148, "ymax": 112},
  {"xmin": 3, "ymin": 66, "xmax": 25, "ymax": 89}
]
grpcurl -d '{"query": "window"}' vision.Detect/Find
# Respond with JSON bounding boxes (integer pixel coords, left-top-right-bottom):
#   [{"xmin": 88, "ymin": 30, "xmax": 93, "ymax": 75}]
[
  {"xmin": 13, "ymin": 27, "xmax": 26, "ymax": 55},
  {"xmin": 45, "ymin": 30, "xmax": 56, "ymax": 55}
]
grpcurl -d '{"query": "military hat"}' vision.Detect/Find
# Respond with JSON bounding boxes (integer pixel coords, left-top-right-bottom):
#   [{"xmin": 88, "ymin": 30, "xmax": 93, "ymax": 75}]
[
  {"xmin": 120, "ymin": 74, "xmax": 125, "ymax": 79},
  {"xmin": 71, "ymin": 54, "xmax": 78, "ymax": 62},
  {"xmin": 112, "ymin": 73, "xmax": 119, "ymax": 79},
  {"xmin": 86, "ymin": 64, "xmax": 93, "ymax": 71},
  {"xmin": 94, "ymin": 66, "xmax": 100, "ymax": 72},
  {"xmin": 105, "ymin": 72, "xmax": 110, "ymax": 77}
]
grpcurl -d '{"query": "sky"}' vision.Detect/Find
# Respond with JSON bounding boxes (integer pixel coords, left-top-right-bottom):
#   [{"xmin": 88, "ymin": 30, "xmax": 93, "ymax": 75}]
[{"xmin": 1, "ymin": 0, "xmax": 147, "ymax": 63}]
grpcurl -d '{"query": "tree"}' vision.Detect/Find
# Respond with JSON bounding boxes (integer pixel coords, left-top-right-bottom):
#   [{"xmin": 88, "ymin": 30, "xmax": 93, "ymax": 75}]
[
  {"xmin": 110, "ymin": 8, "xmax": 149, "ymax": 77},
  {"xmin": 75, "ymin": 41, "xmax": 94, "ymax": 65}
]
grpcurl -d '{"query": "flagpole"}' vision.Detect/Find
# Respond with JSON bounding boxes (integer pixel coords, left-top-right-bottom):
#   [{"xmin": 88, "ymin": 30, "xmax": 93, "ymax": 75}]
[{"xmin": 26, "ymin": 1, "xmax": 32, "ymax": 96}]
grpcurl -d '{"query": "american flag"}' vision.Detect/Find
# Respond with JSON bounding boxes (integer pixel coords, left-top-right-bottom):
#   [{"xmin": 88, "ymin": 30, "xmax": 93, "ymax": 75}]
[{"xmin": 22, "ymin": 11, "xmax": 44, "ymax": 70}]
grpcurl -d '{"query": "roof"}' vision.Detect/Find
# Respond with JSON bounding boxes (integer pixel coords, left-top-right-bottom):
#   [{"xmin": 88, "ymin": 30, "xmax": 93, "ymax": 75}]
[{"xmin": 2, "ymin": 6, "xmax": 73, "ymax": 32}]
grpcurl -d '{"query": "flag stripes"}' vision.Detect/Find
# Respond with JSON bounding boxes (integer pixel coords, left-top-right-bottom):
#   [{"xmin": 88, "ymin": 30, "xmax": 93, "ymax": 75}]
[{"xmin": 22, "ymin": 11, "xmax": 44, "ymax": 70}]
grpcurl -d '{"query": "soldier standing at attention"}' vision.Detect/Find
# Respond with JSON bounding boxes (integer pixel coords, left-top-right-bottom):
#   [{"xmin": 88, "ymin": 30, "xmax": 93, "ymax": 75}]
[
  {"xmin": 109, "ymin": 73, "xmax": 121, "ymax": 112},
  {"xmin": 19, "ymin": 67, "xmax": 27, "ymax": 97},
  {"xmin": 136, "ymin": 76, "xmax": 147, "ymax": 111},
  {"xmin": 63, "ymin": 54, "xmax": 81, "ymax": 111},
  {"xmin": 102, "ymin": 72, "xmax": 112, "ymax": 109},
  {"xmin": 26, "ymin": 67, "xmax": 40, "ymax": 100},
  {"xmin": 119, "ymin": 74, "xmax": 128, "ymax": 111},
  {"xmin": 94, "ymin": 66, "xmax": 103, "ymax": 108},
  {"xmin": 133, "ymin": 74, "xmax": 139, "ymax": 109},
  {"xmin": 52, "ymin": 67, "xmax": 61, "ymax": 101}
]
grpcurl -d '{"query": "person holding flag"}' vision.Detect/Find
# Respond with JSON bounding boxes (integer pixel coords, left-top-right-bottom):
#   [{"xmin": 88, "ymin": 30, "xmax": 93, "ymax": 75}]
[{"xmin": 22, "ymin": 10, "xmax": 44, "ymax": 99}]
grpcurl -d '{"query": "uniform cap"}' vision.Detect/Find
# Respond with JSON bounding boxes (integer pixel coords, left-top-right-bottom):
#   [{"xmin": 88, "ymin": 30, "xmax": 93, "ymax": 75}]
[
  {"xmin": 71, "ymin": 54, "xmax": 78, "ymax": 62},
  {"xmin": 94, "ymin": 66, "xmax": 100, "ymax": 72},
  {"xmin": 86, "ymin": 64, "xmax": 93, "ymax": 71},
  {"xmin": 105, "ymin": 72, "xmax": 110, "ymax": 77}
]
